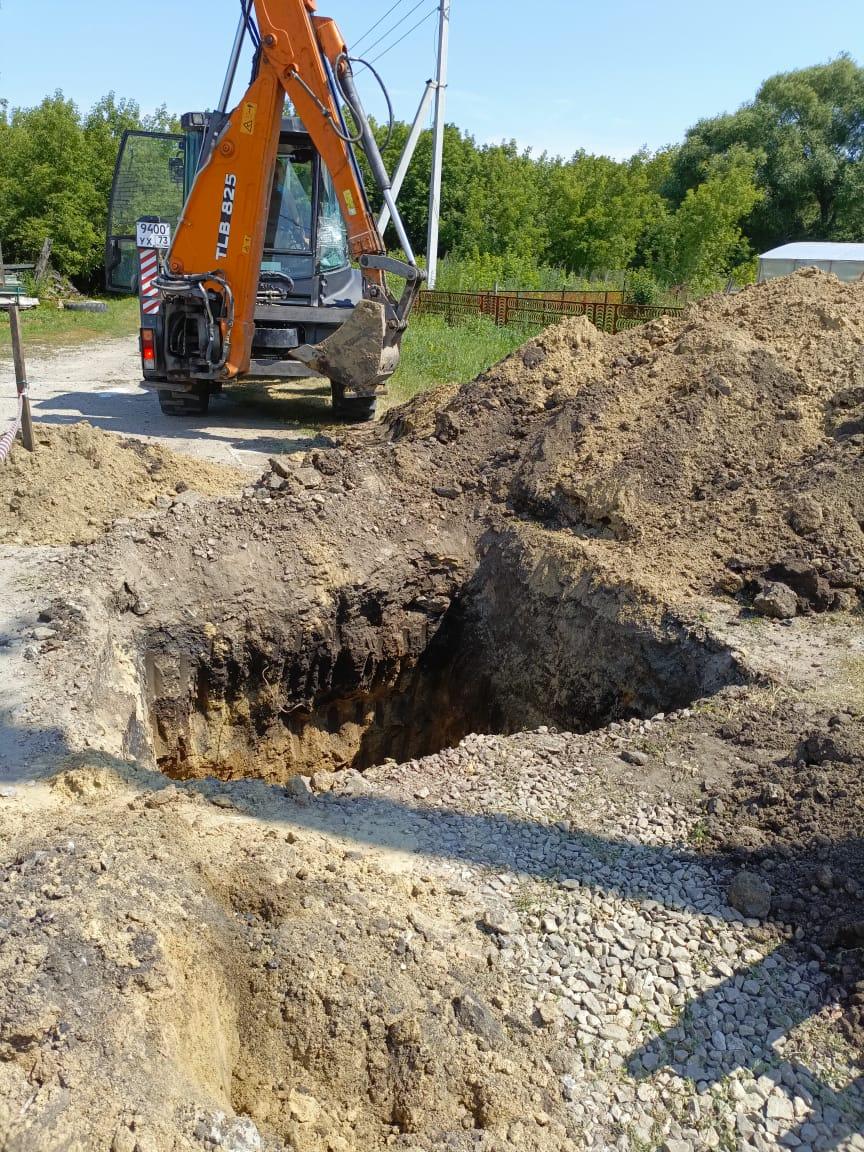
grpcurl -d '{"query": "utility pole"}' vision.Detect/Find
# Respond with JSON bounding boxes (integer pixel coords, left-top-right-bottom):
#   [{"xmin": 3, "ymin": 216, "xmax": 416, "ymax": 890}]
[
  {"xmin": 377, "ymin": 80, "xmax": 436, "ymax": 235},
  {"xmin": 425, "ymin": 0, "xmax": 450, "ymax": 289}
]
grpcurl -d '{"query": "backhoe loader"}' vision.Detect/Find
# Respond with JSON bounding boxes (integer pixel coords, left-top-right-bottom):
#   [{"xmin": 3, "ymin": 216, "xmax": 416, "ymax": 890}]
[{"xmin": 105, "ymin": 0, "xmax": 422, "ymax": 420}]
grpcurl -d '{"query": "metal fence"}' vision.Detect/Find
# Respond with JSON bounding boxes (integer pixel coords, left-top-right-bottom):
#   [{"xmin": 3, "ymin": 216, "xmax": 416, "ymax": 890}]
[{"xmin": 415, "ymin": 290, "xmax": 683, "ymax": 334}]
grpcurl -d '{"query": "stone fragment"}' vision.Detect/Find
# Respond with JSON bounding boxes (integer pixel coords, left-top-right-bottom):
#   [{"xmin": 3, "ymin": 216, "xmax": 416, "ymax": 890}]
[
  {"xmin": 452, "ymin": 991, "xmax": 504, "ymax": 1047},
  {"xmin": 111, "ymin": 1129, "xmax": 136, "ymax": 1152},
  {"xmin": 621, "ymin": 749, "xmax": 649, "ymax": 767},
  {"xmin": 765, "ymin": 1093, "xmax": 795, "ymax": 1122},
  {"xmin": 224, "ymin": 1117, "xmax": 262, "ymax": 1151},
  {"xmin": 268, "ymin": 455, "xmax": 290, "ymax": 479},
  {"xmin": 480, "ymin": 907, "xmax": 518, "ymax": 936},
  {"xmin": 288, "ymin": 1090, "xmax": 321, "ymax": 1124},
  {"xmin": 560, "ymin": 1073, "xmax": 577, "ymax": 1101},
  {"xmin": 336, "ymin": 768, "xmax": 372, "ymax": 796},
  {"xmin": 535, "ymin": 1001, "xmax": 559, "ymax": 1026},
  {"xmin": 285, "ymin": 775, "xmax": 313, "ymax": 801},
  {"xmin": 727, "ymin": 870, "xmax": 773, "ymax": 918},
  {"xmin": 753, "ymin": 582, "xmax": 798, "ymax": 620},
  {"xmin": 788, "ymin": 495, "xmax": 823, "ymax": 536}
]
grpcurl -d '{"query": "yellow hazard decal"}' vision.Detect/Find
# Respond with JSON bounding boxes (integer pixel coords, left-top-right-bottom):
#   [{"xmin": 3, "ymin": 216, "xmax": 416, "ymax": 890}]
[
  {"xmin": 240, "ymin": 101, "xmax": 257, "ymax": 135},
  {"xmin": 242, "ymin": 235, "xmax": 252, "ymax": 255},
  {"xmin": 343, "ymin": 189, "xmax": 357, "ymax": 216}
]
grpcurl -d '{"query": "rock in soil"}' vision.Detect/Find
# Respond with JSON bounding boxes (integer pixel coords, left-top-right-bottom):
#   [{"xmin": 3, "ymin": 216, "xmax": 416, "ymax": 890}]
[{"xmin": 727, "ymin": 869, "xmax": 774, "ymax": 918}]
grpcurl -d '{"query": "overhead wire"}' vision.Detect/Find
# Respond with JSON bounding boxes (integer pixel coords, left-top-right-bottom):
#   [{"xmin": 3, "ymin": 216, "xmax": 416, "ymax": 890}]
[
  {"xmin": 366, "ymin": 6, "xmax": 439, "ymax": 65},
  {"xmin": 355, "ymin": 0, "xmax": 430, "ymax": 59},
  {"xmin": 352, "ymin": 0, "xmax": 410, "ymax": 52}
]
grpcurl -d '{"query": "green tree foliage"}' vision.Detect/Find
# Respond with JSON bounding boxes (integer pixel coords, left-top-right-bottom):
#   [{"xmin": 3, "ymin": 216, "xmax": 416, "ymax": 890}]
[
  {"xmin": 667, "ymin": 56, "xmax": 864, "ymax": 250},
  {"xmin": 544, "ymin": 151, "xmax": 666, "ymax": 275},
  {"xmin": 0, "ymin": 92, "xmax": 108, "ymax": 278},
  {"xmin": 0, "ymin": 91, "xmax": 176, "ymax": 283},
  {"xmin": 651, "ymin": 148, "xmax": 763, "ymax": 288},
  {"xmin": 3, "ymin": 57, "xmax": 863, "ymax": 290}
]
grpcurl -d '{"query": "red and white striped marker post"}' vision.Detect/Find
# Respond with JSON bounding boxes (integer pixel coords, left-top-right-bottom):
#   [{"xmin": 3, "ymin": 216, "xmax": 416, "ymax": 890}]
[{"xmin": 138, "ymin": 247, "xmax": 161, "ymax": 316}]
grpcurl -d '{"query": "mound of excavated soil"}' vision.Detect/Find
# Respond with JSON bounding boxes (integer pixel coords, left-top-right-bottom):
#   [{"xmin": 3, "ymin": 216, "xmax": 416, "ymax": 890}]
[
  {"xmin": 0, "ymin": 423, "xmax": 247, "ymax": 545},
  {"xmin": 425, "ymin": 268, "xmax": 863, "ymax": 617}
]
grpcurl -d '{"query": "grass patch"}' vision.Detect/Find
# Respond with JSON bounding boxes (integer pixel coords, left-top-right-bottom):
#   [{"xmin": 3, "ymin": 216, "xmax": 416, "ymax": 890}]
[
  {"xmin": 0, "ymin": 297, "xmax": 139, "ymax": 355},
  {"xmin": 384, "ymin": 313, "xmax": 540, "ymax": 408}
]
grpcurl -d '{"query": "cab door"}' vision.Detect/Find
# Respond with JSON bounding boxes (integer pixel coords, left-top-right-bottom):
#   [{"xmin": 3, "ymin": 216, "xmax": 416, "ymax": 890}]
[{"xmin": 105, "ymin": 130, "xmax": 186, "ymax": 293}]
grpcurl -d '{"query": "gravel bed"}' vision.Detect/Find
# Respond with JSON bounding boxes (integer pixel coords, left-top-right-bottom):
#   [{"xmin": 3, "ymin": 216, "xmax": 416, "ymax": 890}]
[{"xmin": 301, "ymin": 720, "xmax": 864, "ymax": 1152}]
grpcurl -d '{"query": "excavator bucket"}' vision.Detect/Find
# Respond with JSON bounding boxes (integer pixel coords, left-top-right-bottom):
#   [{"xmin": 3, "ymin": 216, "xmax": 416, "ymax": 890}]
[{"xmin": 290, "ymin": 299, "xmax": 401, "ymax": 393}]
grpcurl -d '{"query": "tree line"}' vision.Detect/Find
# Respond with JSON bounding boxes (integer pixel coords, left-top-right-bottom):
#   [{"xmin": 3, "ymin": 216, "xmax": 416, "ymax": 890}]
[{"xmin": 1, "ymin": 57, "xmax": 862, "ymax": 293}]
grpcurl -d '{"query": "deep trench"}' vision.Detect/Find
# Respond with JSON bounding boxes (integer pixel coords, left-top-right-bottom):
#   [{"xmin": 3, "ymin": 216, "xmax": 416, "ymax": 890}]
[{"xmin": 143, "ymin": 533, "xmax": 745, "ymax": 782}]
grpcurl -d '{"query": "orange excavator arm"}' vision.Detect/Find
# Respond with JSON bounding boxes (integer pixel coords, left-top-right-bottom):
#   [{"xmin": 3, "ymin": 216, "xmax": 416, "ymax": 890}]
[{"xmin": 161, "ymin": 0, "xmax": 420, "ymax": 387}]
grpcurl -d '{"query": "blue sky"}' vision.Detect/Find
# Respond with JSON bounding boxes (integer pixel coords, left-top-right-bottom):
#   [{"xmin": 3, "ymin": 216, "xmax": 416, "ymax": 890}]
[{"xmin": 1, "ymin": 1, "xmax": 862, "ymax": 159}]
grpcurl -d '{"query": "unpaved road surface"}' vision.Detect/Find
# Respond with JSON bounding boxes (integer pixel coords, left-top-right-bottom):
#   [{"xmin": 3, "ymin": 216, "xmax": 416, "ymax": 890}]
[
  {"xmin": 0, "ymin": 271, "xmax": 863, "ymax": 1152},
  {"xmin": 0, "ymin": 335, "xmax": 340, "ymax": 471}
]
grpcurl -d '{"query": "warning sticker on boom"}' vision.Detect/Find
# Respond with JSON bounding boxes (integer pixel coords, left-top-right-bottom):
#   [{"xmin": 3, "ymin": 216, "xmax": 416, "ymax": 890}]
[{"xmin": 240, "ymin": 102, "xmax": 257, "ymax": 135}]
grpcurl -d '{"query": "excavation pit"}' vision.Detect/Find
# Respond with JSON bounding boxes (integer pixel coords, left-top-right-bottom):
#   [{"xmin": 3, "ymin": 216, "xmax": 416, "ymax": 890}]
[{"xmin": 142, "ymin": 536, "xmax": 745, "ymax": 783}]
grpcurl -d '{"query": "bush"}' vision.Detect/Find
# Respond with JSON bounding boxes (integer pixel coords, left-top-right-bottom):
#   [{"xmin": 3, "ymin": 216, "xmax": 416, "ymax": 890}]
[
  {"xmin": 434, "ymin": 251, "xmax": 585, "ymax": 293},
  {"xmin": 625, "ymin": 268, "xmax": 662, "ymax": 305}
]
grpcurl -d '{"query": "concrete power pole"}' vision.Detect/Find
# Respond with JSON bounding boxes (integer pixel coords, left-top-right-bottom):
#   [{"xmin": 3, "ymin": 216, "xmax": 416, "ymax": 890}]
[{"xmin": 425, "ymin": 0, "xmax": 451, "ymax": 289}]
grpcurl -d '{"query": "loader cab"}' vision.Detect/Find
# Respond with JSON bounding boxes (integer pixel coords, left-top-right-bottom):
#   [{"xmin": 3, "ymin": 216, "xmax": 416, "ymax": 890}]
[
  {"xmin": 105, "ymin": 114, "xmax": 358, "ymax": 308},
  {"xmin": 260, "ymin": 120, "xmax": 355, "ymax": 303},
  {"xmin": 105, "ymin": 110, "xmax": 373, "ymax": 420},
  {"xmin": 104, "ymin": 130, "xmax": 188, "ymax": 294}
]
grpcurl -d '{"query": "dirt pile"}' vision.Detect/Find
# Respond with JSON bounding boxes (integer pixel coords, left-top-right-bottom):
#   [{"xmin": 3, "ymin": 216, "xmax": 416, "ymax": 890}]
[
  {"xmin": 0, "ymin": 423, "xmax": 247, "ymax": 545},
  {"xmin": 422, "ymin": 269, "xmax": 864, "ymax": 616}
]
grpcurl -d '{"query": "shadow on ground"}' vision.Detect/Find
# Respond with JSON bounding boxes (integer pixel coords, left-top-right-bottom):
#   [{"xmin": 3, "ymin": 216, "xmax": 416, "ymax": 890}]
[
  {"xmin": 1, "ymin": 713, "xmax": 861, "ymax": 1150},
  {"xmin": 29, "ymin": 379, "xmax": 355, "ymax": 460}
]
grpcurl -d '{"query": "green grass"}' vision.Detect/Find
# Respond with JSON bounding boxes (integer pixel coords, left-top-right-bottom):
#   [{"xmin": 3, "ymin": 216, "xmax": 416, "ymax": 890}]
[
  {"xmin": 385, "ymin": 313, "xmax": 540, "ymax": 409},
  {"xmin": 0, "ymin": 296, "xmax": 139, "ymax": 355}
]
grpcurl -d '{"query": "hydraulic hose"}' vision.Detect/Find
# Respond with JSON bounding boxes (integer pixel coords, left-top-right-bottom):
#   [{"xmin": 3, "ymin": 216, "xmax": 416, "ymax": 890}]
[{"xmin": 333, "ymin": 53, "xmax": 393, "ymax": 191}]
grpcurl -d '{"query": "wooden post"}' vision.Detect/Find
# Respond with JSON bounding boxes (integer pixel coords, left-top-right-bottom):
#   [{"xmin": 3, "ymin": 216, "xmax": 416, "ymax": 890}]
[
  {"xmin": 7, "ymin": 304, "xmax": 34, "ymax": 452},
  {"xmin": 34, "ymin": 238, "xmax": 52, "ymax": 283}
]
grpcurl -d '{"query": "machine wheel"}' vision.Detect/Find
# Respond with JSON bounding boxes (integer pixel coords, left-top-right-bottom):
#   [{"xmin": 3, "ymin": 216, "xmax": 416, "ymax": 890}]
[
  {"xmin": 331, "ymin": 383, "xmax": 376, "ymax": 423},
  {"xmin": 157, "ymin": 386, "xmax": 211, "ymax": 416}
]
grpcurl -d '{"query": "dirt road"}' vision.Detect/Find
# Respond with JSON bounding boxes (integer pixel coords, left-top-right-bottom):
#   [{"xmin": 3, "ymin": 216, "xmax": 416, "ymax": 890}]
[{"xmin": 0, "ymin": 335, "xmax": 341, "ymax": 471}]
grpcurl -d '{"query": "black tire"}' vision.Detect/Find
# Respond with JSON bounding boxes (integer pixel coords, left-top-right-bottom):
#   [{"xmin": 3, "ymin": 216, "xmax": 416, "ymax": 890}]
[
  {"xmin": 63, "ymin": 300, "xmax": 108, "ymax": 313},
  {"xmin": 157, "ymin": 387, "xmax": 211, "ymax": 417},
  {"xmin": 331, "ymin": 383, "xmax": 376, "ymax": 423}
]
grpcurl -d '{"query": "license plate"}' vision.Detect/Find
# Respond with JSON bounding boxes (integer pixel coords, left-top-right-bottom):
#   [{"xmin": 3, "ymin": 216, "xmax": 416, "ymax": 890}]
[{"xmin": 136, "ymin": 221, "xmax": 172, "ymax": 249}]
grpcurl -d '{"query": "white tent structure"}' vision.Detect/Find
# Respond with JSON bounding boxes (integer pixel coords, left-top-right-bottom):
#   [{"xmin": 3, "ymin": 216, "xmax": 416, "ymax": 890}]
[{"xmin": 757, "ymin": 242, "xmax": 864, "ymax": 283}]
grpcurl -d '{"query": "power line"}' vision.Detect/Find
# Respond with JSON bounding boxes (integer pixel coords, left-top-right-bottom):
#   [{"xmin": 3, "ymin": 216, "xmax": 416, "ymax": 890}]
[
  {"xmin": 367, "ymin": 6, "xmax": 439, "ymax": 65},
  {"xmin": 353, "ymin": 0, "xmax": 409, "ymax": 52},
  {"xmin": 359, "ymin": 0, "xmax": 431, "ymax": 59}
]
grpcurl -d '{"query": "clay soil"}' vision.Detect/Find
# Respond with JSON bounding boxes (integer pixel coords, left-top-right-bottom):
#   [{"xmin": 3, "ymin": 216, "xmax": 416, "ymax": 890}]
[{"xmin": 0, "ymin": 270, "xmax": 862, "ymax": 1151}]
